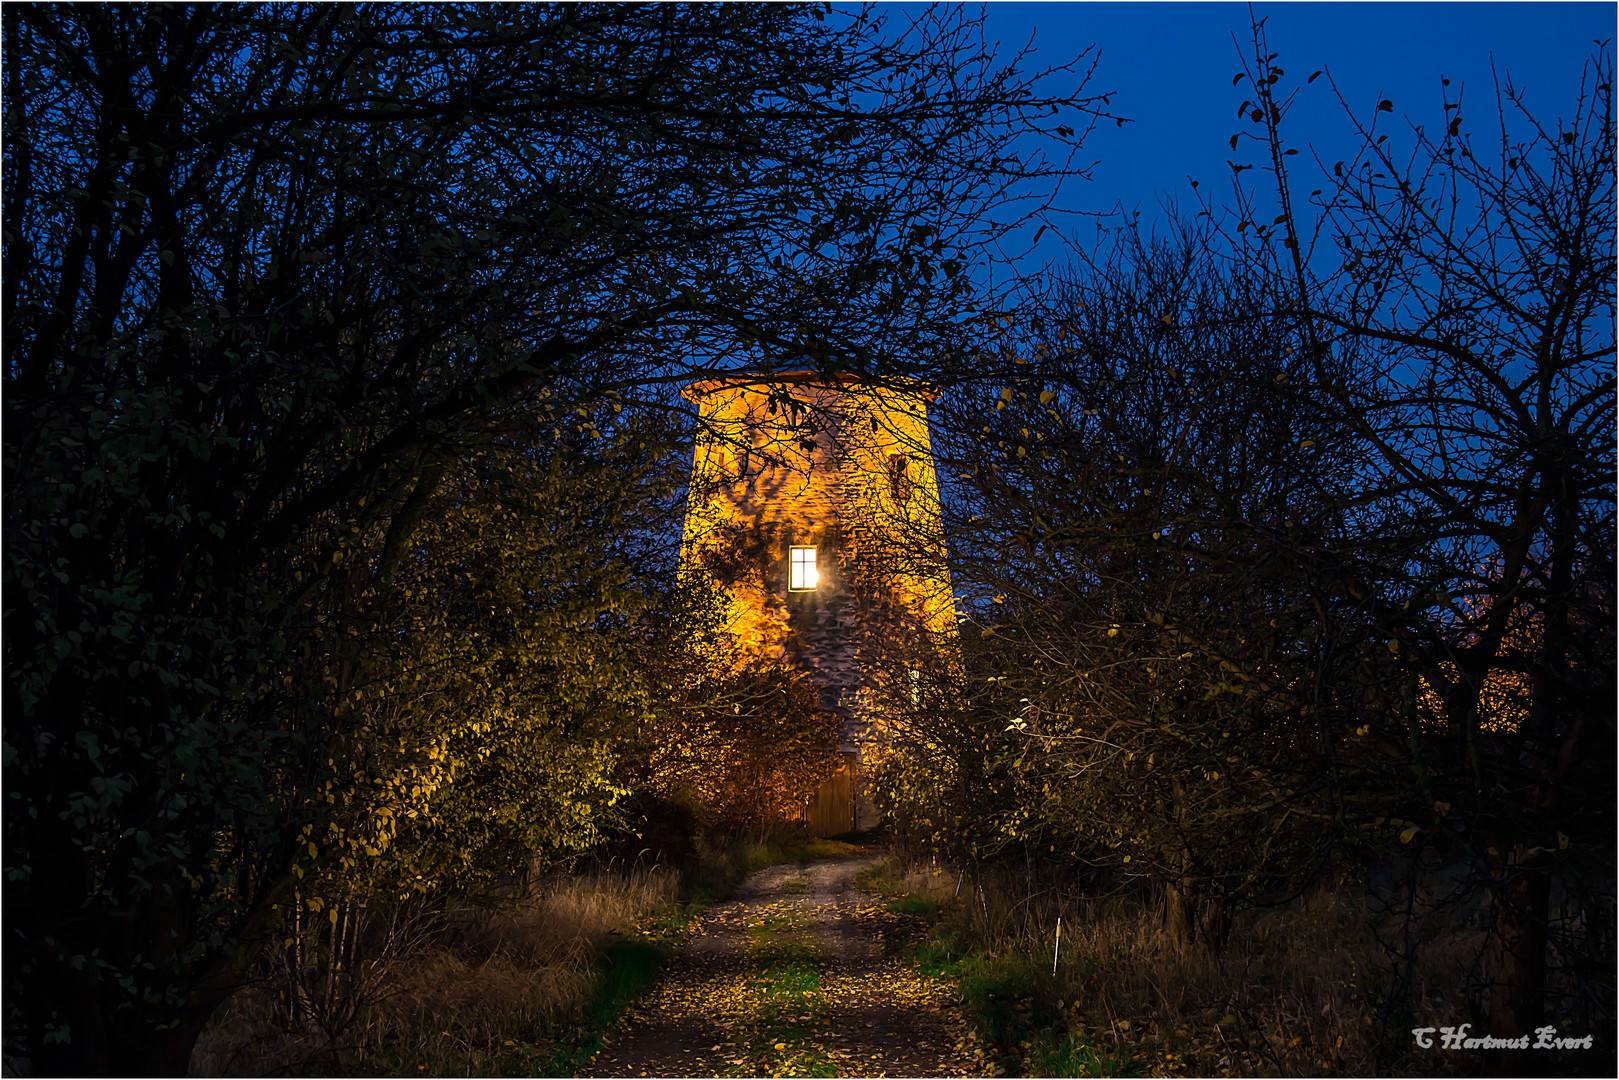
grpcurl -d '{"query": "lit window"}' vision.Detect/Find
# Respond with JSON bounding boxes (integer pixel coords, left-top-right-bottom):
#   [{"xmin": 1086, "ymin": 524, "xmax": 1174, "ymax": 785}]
[{"xmin": 789, "ymin": 546, "xmax": 818, "ymax": 590}]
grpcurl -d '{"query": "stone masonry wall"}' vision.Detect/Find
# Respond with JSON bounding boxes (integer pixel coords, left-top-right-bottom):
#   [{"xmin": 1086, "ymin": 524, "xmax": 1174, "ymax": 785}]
[{"xmin": 679, "ymin": 374, "xmax": 958, "ymax": 780}]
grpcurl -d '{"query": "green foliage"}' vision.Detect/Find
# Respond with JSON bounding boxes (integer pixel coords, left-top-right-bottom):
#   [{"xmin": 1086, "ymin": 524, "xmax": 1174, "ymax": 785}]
[
  {"xmin": 631, "ymin": 586, "xmax": 846, "ymax": 836},
  {"xmin": 369, "ymin": 428, "xmax": 682, "ymax": 890},
  {"xmin": 868, "ymin": 681, "xmax": 1033, "ymax": 866},
  {"xmin": 1026, "ymin": 1033, "xmax": 1136, "ymax": 1078}
]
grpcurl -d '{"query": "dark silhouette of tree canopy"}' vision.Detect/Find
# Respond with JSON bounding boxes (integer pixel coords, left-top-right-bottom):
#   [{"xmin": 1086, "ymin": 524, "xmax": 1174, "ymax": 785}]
[{"xmin": 3, "ymin": 4, "xmax": 1102, "ymax": 1072}]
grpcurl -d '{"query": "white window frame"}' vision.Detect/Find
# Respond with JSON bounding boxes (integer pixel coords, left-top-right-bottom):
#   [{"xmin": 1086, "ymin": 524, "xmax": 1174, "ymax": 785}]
[{"xmin": 788, "ymin": 546, "xmax": 818, "ymax": 591}]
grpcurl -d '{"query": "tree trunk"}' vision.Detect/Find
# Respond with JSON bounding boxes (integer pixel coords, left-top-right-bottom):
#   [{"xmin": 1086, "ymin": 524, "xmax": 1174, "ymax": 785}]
[
  {"xmin": 27, "ymin": 975, "xmax": 211, "ymax": 1077},
  {"xmin": 1485, "ymin": 475, "xmax": 1578, "ymax": 1068},
  {"xmin": 1164, "ymin": 877, "xmax": 1189, "ymax": 947},
  {"xmin": 1485, "ymin": 845, "xmax": 1551, "ymax": 1076},
  {"xmin": 19, "ymin": 845, "xmax": 277, "ymax": 1076}
]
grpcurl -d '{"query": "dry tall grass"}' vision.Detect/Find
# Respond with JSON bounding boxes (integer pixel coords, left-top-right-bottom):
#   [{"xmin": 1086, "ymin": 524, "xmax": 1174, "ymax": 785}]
[
  {"xmin": 1036, "ymin": 888, "xmax": 1481, "ymax": 1076},
  {"xmin": 193, "ymin": 865, "xmax": 681, "ymax": 1076},
  {"xmin": 872, "ymin": 859, "xmax": 1508, "ymax": 1077}
]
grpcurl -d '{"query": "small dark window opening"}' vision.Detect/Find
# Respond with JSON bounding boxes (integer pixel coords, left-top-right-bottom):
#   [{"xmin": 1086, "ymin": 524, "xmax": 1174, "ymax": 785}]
[{"xmin": 888, "ymin": 454, "xmax": 913, "ymax": 505}]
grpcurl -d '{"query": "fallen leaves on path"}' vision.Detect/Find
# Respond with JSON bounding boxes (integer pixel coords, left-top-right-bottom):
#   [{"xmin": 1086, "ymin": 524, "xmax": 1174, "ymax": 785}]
[{"xmin": 583, "ymin": 857, "xmax": 987, "ymax": 1078}]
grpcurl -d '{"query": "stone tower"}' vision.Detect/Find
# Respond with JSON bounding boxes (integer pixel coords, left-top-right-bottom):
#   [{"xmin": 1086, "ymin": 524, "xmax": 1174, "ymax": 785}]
[{"xmin": 679, "ymin": 371, "xmax": 957, "ymax": 833}]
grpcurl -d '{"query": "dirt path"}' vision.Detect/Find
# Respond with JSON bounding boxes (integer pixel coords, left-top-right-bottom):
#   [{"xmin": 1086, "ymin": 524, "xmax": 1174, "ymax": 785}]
[{"xmin": 580, "ymin": 851, "xmax": 986, "ymax": 1078}]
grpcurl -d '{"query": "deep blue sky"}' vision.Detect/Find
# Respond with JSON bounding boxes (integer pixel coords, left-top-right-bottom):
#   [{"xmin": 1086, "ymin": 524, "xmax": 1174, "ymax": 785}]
[{"xmin": 974, "ymin": 1, "xmax": 1613, "ymax": 253}]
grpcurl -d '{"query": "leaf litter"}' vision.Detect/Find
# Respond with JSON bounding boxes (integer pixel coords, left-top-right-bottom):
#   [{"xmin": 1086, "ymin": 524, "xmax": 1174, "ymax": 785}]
[{"xmin": 582, "ymin": 854, "xmax": 985, "ymax": 1078}]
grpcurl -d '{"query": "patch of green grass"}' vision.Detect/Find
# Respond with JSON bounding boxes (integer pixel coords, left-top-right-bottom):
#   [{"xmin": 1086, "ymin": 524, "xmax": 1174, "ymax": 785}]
[
  {"xmin": 797, "ymin": 836, "xmax": 862, "ymax": 860},
  {"xmin": 543, "ymin": 938, "xmax": 669, "ymax": 1074},
  {"xmin": 1027, "ymin": 1031, "xmax": 1138, "ymax": 1077},
  {"xmin": 852, "ymin": 856, "xmax": 908, "ymax": 895},
  {"xmin": 890, "ymin": 893, "xmax": 946, "ymax": 917},
  {"xmin": 912, "ymin": 926, "xmax": 965, "ymax": 972},
  {"xmin": 713, "ymin": 909, "xmax": 836, "ymax": 1078},
  {"xmin": 950, "ymin": 952, "xmax": 1054, "ymax": 1048},
  {"xmin": 909, "ymin": 919, "xmax": 1134, "ymax": 1077},
  {"xmin": 738, "ymin": 834, "xmax": 863, "ymax": 875},
  {"xmin": 853, "ymin": 857, "xmax": 954, "ymax": 924}
]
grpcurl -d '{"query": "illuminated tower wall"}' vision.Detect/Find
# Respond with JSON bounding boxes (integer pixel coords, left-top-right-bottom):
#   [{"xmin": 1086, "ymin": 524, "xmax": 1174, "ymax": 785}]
[{"xmin": 679, "ymin": 372, "xmax": 957, "ymax": 832}]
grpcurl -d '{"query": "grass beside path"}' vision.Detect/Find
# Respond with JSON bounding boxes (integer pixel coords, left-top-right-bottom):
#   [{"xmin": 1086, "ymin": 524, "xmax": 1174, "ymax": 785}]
[
  {"xmin": 192, "ymin": 831, "xmax": 860, "ymax": 1075},
  {"xmin": 855, "ymin": 857, "xmax": 1144, "ymax": 1078},
  {"xmin": 543, "ymin": 934, "xmax": 679, "ymax": 1076},
  {"xmin": 856, "ymin": 855, "xmax": 1540, "ymax": 1078}
]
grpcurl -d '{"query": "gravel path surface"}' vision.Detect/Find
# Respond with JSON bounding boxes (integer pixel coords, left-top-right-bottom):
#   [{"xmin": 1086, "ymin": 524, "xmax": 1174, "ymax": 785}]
[{"xmin": 581, "ymin": 851, "xmax": 986, "ymax": 1078}]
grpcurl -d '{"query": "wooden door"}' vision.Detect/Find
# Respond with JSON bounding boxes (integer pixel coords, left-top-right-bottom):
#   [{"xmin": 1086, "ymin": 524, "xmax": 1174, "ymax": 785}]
[{"xmin": 803, "ymin": 752, "xmax": 857, "ymax": 836}]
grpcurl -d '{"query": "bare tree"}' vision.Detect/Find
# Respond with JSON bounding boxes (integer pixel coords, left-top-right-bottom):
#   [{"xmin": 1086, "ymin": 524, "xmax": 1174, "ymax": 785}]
[
  {"xmin": 1222, "ymin": 21, "xmax": 1615, "ymax": 1043},
  {"xmin": 897, "ymin": 221, "xmax": 1402, "ymax": 949}
]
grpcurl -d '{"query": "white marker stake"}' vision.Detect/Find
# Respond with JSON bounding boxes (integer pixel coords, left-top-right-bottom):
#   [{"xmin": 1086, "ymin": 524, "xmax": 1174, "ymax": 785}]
[{"xmin": 1052, "ymin": 917, "xmax": 1062, "ymax": 976}]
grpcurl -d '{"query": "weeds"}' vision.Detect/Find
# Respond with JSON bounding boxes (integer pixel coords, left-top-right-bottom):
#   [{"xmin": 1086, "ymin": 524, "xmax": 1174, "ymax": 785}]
[
  {"xmin": 192, "ymin": 826, "xmax": 849, "ymax": 1075},
  {"xmin": 545, "ymin": 939, "xmax": 669, "ymax": 1076},
  {"xmin": 861, "ymin": 856, "xmax": 1530, "ymax": 1077},
  {"xmin": 193, "ymin": 865, "xmax": 679, "ymax": 1075}
]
